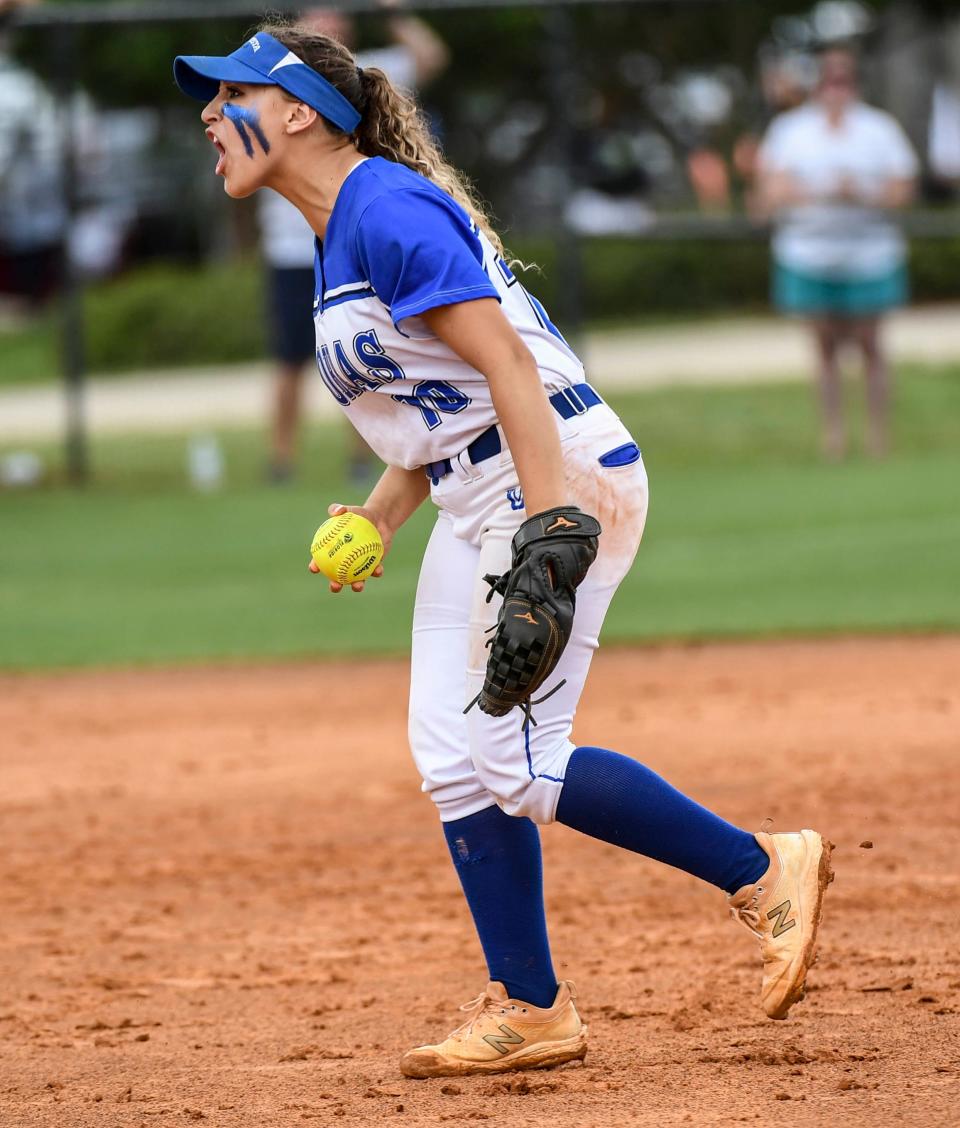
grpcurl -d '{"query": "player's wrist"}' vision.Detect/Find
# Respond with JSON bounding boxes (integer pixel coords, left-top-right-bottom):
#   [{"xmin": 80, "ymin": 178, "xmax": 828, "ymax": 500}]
[
  {"xmin": 358, "ymin": 491, "xmax": 397, "ymax": 532},
  {"xmin": 522, "ymin": 494, "xmax": 569, "ymax": 517},
  {"xmin": 365, "ymin": 508, "xmax": 393, "ymax": 541}
]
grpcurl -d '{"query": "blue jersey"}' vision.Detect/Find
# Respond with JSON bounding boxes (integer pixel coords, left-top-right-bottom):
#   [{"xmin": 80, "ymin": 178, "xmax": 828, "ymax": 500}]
[{"xmin": 311, "ymin": 156, "xmax": 585, "ymax": 470}]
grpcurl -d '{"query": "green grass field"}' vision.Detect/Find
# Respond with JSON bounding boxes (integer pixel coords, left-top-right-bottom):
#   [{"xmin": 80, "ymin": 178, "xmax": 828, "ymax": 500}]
[{"xmin": 2, "ymin": 367, "xmax": 959, "ymax": 671}]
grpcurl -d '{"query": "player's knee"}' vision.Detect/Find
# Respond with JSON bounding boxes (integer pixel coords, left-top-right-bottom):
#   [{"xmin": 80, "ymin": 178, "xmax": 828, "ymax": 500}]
[
  {"xmin": 408, "ymin": 716, "xmax": 504, "ymax": 822},
  {"xmin": 467, "ymin": 727, "xmax": 573, "ymax": 825},
  {"xmin": 470, "ymin": 760, "xmax": 555, "ymax": 825},
  {"xmin": 475, "ymin": 770, "xmax": 527, "ymax": 818}
]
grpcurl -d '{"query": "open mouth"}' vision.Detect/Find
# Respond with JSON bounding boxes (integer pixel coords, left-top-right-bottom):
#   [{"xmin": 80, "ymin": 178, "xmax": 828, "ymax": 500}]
[{"xmin": 207, "ymin": 131, "xmax": 227, "ymax": 175}]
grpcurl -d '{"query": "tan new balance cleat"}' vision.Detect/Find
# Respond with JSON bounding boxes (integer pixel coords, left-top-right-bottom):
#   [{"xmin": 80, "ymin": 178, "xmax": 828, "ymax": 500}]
[
  {"xmin": 729, "ymin": 829, "xmax": 834, "ymax": 1020},
  {"xmin": 400, "ymin": 980, "xmax": 587, "ymax": 1079}
]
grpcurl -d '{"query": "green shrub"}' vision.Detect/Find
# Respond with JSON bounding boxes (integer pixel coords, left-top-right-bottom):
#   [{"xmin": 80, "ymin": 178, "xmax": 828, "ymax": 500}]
[
  {"xmin": 510, "ymin": 235, "xmax": 960, "ymax": 322},
  {"xmin": 83, "ymin": 259, "xmax": 266, "ymax": 372}
]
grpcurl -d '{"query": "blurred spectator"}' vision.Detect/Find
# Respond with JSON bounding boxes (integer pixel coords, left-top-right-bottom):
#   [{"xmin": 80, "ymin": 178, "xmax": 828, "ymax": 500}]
[
  {"xmin": 686, "ymin": 147, "xmax": 731, "ymax": 212},
  {"xmin": 261, "ymin": 2, "xmax": 449, "ymax": 485},
  {"xmin": 661, "ymin": 70, "xmax": 740, "ymax": 214},
  {"xmin": 565, "ymin": 93, "xmax": 655, "ymax": 235},
  {"xmin": 0, "ymin": 126, "xmax": 65, "ymax": 307},
  {"xmin": 0, "ymin": 0, "xmax": 39, "ymax": 19},
  {"xmin": 0, "ymin": 20, "xmax": 158, "ymax": 304},
  {"xmin": 928, "ymin": 81, "xmax": 960, "ymax": 188},
  {"xmin": 757, "ymin": 46, "xmax": 918, "ymax": 459},
  {"xmin": 735, "ymin": 50, "xmax": 814, "ymax": 216}
]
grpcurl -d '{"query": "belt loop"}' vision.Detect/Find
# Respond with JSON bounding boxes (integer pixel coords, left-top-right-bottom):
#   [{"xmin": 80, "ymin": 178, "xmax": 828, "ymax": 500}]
[
  {"xmin": 562, "ymin": 386, "xmax": 587, "ymax": 416},
  {"xmin": 455, "ymin": 449, "xmax": 483, "ymax": 482}
]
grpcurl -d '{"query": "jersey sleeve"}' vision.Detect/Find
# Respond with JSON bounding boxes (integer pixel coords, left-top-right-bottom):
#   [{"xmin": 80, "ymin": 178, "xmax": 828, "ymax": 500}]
[{"xmin": 355, "ymin": 188, "xmax": 500, "ymax": 329}]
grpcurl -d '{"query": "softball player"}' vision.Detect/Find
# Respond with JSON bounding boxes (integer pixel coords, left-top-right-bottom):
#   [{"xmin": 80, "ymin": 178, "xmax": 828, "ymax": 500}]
[{"xmin": 174, "ymin": 25, "xmax": 833, "ymax": 1079}]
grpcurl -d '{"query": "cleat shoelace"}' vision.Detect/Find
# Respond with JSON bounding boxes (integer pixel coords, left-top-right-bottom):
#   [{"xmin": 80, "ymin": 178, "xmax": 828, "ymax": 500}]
[
  {"xmin": 729, "ymin": 887, "xmax": 765, "ymax": 942},
  {"xmin": 450, "ymin": 993, "xmax": 523, "ymax": 1042}
]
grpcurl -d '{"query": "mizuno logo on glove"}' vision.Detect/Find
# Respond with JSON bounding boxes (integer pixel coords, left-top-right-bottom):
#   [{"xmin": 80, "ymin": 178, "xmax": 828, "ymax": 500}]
[
  {"xmin": 514, "ymin": 611, "xmax": 538, "ymax": 624},
  {"xmin": 546, "ymin": 516, "xmax": 579, "ymax": 532}
]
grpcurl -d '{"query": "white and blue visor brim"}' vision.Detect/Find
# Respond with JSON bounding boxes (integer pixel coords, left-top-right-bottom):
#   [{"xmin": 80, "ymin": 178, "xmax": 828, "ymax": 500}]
[
  {"xmin": 173, "ymin": 55, "xmax": 266, "ymax": 103},
  {"xmin": 173, "ymin": 33, "xmax": 361, "ymax": 134}
]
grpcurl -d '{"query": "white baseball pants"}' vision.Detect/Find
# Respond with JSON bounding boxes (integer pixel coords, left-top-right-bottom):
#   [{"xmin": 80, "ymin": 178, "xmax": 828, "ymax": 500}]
[{"xmin": 408, "ymin": 402, "xmax": 649, "ymax": 825}]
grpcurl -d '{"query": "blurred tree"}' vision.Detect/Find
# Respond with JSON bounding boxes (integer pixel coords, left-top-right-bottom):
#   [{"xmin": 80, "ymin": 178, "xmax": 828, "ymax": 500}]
[
  {"xmin": 9, "ymin": 0, "xmax": 878, "ymax": 111},
  {"xmin": 6, "ymin": 1, "xmax": 947, "ymax": 231},
  {"xmin": 11, "ymin": 2, "xmax": 249, "ymax": 107}
]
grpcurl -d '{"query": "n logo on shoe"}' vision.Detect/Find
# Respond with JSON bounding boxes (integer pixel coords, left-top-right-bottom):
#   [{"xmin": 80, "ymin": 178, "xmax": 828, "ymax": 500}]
[
  {"xmin": 483, "ymin": 1025, "xmax": 525, "ymax": 1056},
  {"xmin": 766, "ymin": 899, "xmax": 797, "ymax": 937}
]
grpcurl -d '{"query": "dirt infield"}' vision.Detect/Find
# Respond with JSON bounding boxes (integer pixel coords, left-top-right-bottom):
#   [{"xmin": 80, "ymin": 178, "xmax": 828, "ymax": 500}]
[{"xmin": 2, "ymin": 637, "xmax": 958, "ymax": 1127}]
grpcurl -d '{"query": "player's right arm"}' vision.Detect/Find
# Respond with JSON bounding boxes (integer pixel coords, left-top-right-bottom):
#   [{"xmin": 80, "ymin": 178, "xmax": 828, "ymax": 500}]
[
  {"xmin": 362, "ymin": 462, "xmax": 431, "ymax": 544},
  {"xmin": 311, "ymin": 464, "xmax": 430, "ymax": 593},
  {"xmin": 420, "ymin": 298, "xmax": 567, "ymax": 516}
]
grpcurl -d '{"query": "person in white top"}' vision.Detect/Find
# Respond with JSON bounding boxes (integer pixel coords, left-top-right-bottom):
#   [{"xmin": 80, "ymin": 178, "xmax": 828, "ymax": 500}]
[
  {"xmin": 259, "ymin": 3, "xmax": 449, "ymax": 483},
  {"xmin": 758, "ymin": 47, "xmax": 918, "ymax": 459}
]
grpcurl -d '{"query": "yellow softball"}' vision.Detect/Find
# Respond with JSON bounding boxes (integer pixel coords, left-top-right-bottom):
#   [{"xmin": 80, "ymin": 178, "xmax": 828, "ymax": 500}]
[{"xmin": 310, "ymin": 511, "xmax": 384, "ymax": 585}]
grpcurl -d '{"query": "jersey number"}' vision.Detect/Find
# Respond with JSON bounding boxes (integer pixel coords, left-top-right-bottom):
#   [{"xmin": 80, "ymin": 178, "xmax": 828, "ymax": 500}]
[{"xmin": 391, "ymin": 379, "xmax": 471, "ymax": 430}]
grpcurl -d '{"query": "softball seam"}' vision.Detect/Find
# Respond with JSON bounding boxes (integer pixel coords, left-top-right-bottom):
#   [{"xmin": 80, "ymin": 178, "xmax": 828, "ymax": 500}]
[
  {"xmin": 337, "ymin": 540, "xmax": 382, "ymax": 580},
  {"xmin": 315, "ymin": 515, "xmax": 352, "ymax": 549}
]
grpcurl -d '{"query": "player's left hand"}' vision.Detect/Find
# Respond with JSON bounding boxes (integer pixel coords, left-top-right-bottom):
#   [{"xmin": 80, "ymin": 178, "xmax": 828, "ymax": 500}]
[{"xmin": 308, "ymin": 503, "xmax": 389, "ymax": 593}]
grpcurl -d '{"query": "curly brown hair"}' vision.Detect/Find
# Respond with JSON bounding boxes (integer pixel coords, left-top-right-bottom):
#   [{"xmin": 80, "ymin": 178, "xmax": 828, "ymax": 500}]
[{"xmin": 258, "ymin": 20, "xmax": 506, "ymax": 258}]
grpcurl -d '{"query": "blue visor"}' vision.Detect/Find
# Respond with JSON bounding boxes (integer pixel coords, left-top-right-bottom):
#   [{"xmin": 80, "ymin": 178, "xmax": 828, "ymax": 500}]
[{"xmin": 173, "ymin": 32, "xmax": 361, "ymax": 134}]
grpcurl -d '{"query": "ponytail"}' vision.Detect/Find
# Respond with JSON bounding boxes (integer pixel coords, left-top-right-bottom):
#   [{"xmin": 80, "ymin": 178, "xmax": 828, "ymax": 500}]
[{"xmin": 259, "ymin": 21, "xmax": 507, "ymax": 259}]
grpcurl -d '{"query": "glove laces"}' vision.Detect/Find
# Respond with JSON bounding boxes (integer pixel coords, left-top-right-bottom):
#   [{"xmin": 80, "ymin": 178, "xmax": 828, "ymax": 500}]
[{"xmin": 463, "ymin": 678, "xmax": 567, "ymax": 730}]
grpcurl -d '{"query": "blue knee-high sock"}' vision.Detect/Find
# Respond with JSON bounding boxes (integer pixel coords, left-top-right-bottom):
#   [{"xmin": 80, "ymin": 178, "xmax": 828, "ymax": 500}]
[
  {"xmin": 555, "ymin": 747, "xmax": 768, "ymax": 894},
  {"xmin": 442, "ymin": 805, "xmax": 558, "ymax": 1009}
]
